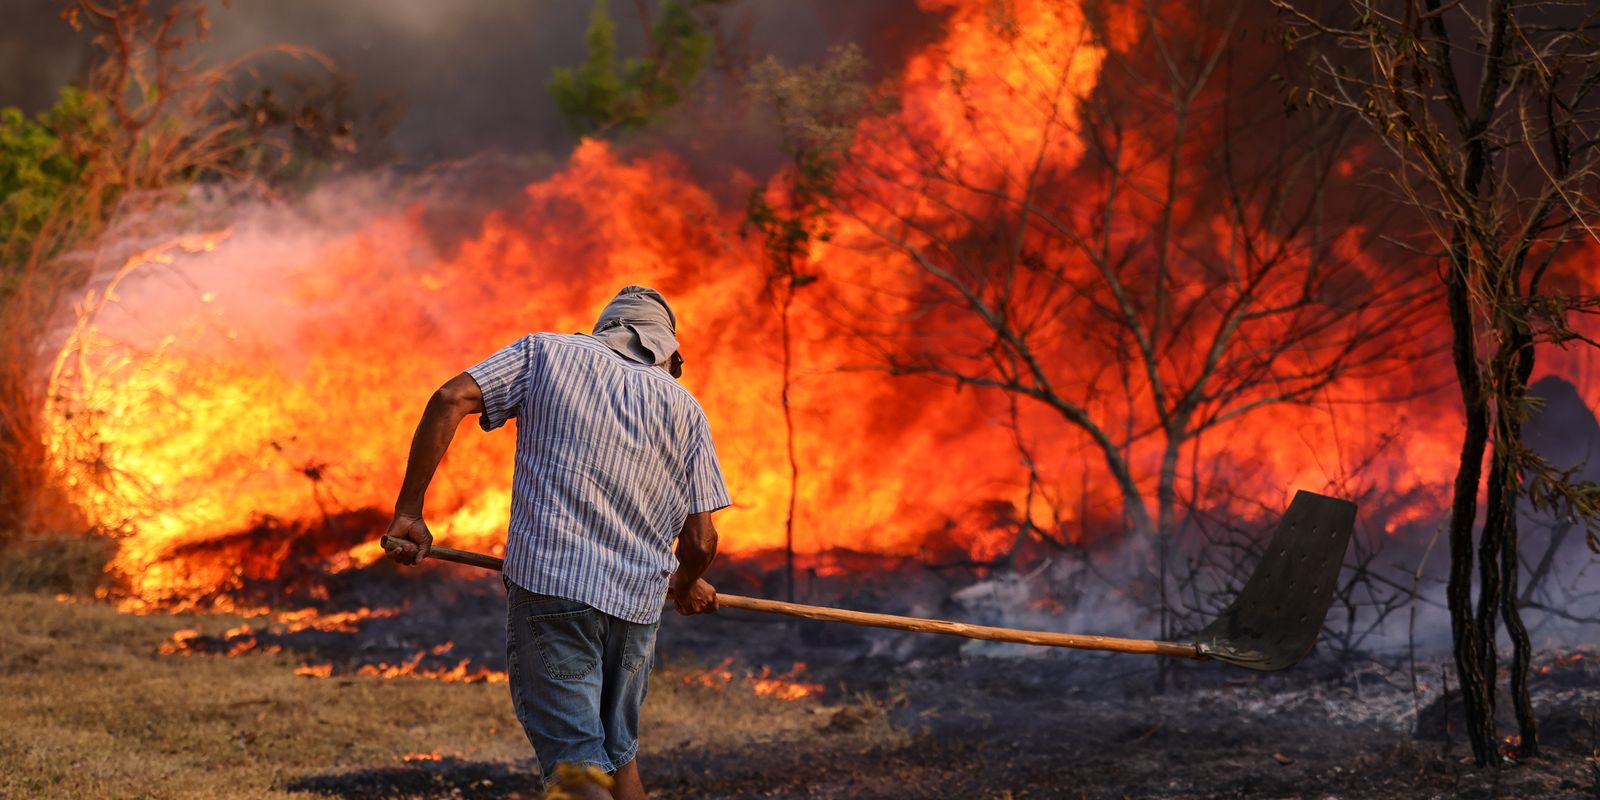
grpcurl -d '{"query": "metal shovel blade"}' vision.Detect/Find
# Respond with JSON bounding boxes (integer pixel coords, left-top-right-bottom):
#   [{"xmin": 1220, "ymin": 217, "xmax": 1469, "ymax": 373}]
[{"xmin": 1193, "ymin": 490, "xmax": 1358, "ymax": 671}]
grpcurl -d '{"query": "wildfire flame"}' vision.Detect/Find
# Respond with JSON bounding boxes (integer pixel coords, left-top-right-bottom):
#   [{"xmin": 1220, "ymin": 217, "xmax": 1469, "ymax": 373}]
[{"xmin": 36, "ymin": 0, "xmax": 1600, "ymax": 611}]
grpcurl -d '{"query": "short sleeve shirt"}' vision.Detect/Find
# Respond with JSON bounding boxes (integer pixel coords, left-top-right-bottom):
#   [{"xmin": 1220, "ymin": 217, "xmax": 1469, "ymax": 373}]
[{"xmin": 466, "ymin": 333, "xmax": 731, "ymax": 623}]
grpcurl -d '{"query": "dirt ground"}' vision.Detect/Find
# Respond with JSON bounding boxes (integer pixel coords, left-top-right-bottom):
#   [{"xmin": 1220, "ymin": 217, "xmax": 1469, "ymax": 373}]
[
  {"xmin": 0, "ymin": 591, "xmax": 898, "ymax": 800},
  {"xmin": 3, "ymin": 590, "xmax": 1598, "ymax": 799}
]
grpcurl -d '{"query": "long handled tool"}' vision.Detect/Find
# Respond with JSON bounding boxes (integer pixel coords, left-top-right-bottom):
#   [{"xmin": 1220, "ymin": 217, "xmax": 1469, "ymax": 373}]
[{"xmin": 385, "ymin": 490, "xmax": 1356, "ymax": 671}]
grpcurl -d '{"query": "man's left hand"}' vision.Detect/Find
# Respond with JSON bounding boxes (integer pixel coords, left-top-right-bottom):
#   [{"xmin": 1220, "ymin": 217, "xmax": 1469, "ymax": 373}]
[
  {"xmin": 672, "ymin": 578, "xmax": 718, "ymax": 616},
  {"xmin": 383, "ymin": 513, "xmax": 433, "ymax": 566}
]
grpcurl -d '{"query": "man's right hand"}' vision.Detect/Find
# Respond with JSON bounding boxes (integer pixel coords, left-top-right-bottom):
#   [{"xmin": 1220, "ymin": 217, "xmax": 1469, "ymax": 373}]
[
  {"xmin": 672, "ymin": 577, "xmax": 718, "ymax": 616},
  {"xmin": 382, "ymin": 513, "xmax": 433, "ymax": 566}
]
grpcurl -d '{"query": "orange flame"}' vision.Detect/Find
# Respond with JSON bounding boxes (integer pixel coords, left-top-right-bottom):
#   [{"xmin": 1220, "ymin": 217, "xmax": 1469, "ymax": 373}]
[
  {"xmin": 355, "ymin": 653, "xmax": 508, "ymax": 683},
  {"xmin": 399, "ymin": 751, "xmax": 464, "ymax": 762},
  {"xmin": 673, "ymin": 657, "xmax": 823, "ymax": 701},
  {"xmin": 37, "ymin": 0, "xmax": 1600, "ymax": 610}
]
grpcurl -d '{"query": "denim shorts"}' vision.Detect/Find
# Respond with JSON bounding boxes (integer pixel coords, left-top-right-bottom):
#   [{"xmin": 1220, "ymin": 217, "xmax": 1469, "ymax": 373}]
[{"xmin": 505, "ymin": 579, "xmax": 658, "ymax": 782}]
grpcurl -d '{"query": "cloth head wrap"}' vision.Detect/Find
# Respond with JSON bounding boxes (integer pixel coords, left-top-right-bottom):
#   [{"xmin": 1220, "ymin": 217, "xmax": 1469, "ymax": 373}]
[{"xmin": 590, "ymin": 285, "xmax": 679, "ymax": 366}]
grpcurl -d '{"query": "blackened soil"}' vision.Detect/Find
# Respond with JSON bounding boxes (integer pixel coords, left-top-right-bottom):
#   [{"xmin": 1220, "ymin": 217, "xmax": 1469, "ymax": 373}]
[
  {"xmin": 642, "ymin": 655, "xmax": 1600, "ymax": 799},
  {"xmin": 284, "ymin": 644, "xmax": 1600, "ymax": 799},
  {"xmin": 194, "ymin": 555, "xmax": 1600, "ymax": 800},
  {"xmin": 286, "ymin": 758, "xmax": 540, "ymax": 799},
  {"xmin": 286, "ymin": 703, "xmax": 1599, "ymax": 800}
]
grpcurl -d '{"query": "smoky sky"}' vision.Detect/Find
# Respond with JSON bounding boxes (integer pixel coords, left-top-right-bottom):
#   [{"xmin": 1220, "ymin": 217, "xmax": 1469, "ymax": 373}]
[{"xmin": 0, "ymin": 0, "xmax": 932, "ymax": 163}]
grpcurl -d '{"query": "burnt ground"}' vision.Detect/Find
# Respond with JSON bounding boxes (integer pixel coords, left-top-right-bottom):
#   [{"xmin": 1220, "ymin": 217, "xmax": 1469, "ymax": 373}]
[
  {"xmin": 651, "ymin": 650, "xmax": 1600, "ymax": 799},
  {"xmin": 278, "ymin": 638, "xmax": 1600, "ymax": 799},
  {"xmin": 141, "ymin": 551, "xmax": 1600, "ymax": 800}
]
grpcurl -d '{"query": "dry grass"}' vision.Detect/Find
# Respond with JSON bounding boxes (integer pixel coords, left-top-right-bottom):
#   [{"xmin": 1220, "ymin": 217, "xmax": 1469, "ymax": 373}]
[
  {"xmin": 0, "ymin": 592, "xmax": 900, "ymax": 799},
  {"xmin": 0, "ymin": 532, "xmax": 117, "ymax": 595}
]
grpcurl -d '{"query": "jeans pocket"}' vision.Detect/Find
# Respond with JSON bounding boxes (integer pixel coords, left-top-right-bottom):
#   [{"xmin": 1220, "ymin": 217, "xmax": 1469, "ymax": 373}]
[
  {"xmin": 527, "ymin": 606, "xmax": 602, "ymax": 680},
  {"xmin": 620, "ymin": 621, "xmax": 657, "ymax": 674}
]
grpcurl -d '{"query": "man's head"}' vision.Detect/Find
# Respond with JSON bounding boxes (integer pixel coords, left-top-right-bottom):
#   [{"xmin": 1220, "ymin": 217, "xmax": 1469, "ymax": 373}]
[{"xmin": 591, "ymin": 285, "xmax": 682, "ymax": 375}]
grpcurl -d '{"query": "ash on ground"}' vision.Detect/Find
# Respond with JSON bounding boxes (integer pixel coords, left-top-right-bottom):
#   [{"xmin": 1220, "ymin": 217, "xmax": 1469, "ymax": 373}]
[{"xmin": 143, "ymin": 549, "xmax": 1600, "ymax": 800}]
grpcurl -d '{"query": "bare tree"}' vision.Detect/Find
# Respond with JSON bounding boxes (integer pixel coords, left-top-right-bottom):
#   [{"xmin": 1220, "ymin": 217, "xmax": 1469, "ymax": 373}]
[
  {"xmin": 772, "ymin": 0, "xmax": 1429, "ymax": 665},
  {"xmin": 745, "ymin": 47, "xmax": 879, "ymax": 601},
  {"xmin": 840, "ymin": 0, "xmax": 1424, "ymax": 535},
  {"xmin": 1276, "ymin": 0, "xmax": 1600, "ymax": 765}
]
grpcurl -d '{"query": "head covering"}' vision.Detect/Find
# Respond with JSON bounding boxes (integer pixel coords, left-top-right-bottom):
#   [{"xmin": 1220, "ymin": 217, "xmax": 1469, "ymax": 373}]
[{"xmin": 590, "ymin": 285, "xmax": 679, "ymax": 366}]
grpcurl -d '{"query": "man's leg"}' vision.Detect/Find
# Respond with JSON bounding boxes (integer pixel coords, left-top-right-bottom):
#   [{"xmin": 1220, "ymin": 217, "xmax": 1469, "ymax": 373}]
[
  {"xmin": 564, "ymin": 781, "xmax": 613, "ymax": 800},
  {"xmin": 505, "ymin": 583, "xmax": 615, "ymax": 792},
  {"xmin": 599, "ymin": 616, "xmax": 658, "ymax": 799},
  {"xmin": 609, "ymin": 758, "xmax": 645, "ymax": 800}
]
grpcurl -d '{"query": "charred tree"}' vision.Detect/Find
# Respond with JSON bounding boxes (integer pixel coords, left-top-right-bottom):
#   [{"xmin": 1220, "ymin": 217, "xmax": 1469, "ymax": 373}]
[
  {"xmin": 1277, "ymin": 0, "xmax": 1600, "ymax": 765},
  {"xmin": 753, "ymin": 1, "xmax": 1426, "ymax": 659}
]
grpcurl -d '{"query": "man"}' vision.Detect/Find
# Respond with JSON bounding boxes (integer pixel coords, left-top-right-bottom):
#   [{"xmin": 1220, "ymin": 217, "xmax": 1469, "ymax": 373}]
[{"xmin": 381, "ymin": 285, "xmax": 729, "ymax": 800}]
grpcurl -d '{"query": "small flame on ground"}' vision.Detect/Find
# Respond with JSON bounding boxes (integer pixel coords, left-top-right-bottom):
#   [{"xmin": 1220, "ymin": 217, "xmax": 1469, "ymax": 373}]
[
  {"xmin": 348, "ymin": 649, "xmax": 508, "ymax": 683},
  {"xmin": 1499, "ymin": 735, "xmax": 1523, "ymax": 760},
  {"xmin": 294, "ymin": 663, "xmax": 333, "ymax": 678},
  {"xmin": 400, "ymin": 751, "xmax": 457, "ymax": 762},
  {"xmin": 147, "ymin": 603, "xmax": 507, "ymax": 684},
  {"xmin": 158, "ymin": 625, "xmax": 282, "ymax": 658},
  {"xmin": 157, "ymin": 628, "xmax": 201, "ymax": 655},
  {"xmin": 672, "ymin": 657, "xmax": 823, "ymax": 701},
  {"xmin": 1537, "ymin": 650, "xmax": 1588, "ymax": 675},
  {"xmin": 155, "ymin": 605, "xmax": 406, "ymax": 656}
]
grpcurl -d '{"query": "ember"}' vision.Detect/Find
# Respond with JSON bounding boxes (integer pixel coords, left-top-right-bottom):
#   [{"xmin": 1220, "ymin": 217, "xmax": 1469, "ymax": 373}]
[
  {"xmin": 399, "ymin": 751, "xmax": 456, "ymax": 763},
  {"xmin": 1501, "ymin": 735, "xmax": 1524, "ymax": 761}
]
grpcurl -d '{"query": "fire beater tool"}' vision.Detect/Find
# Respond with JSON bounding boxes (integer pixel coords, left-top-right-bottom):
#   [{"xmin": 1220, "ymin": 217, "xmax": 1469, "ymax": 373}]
[{"xmin": 383, "ymin": 489, "xmax": 1355, "ymax": 671}]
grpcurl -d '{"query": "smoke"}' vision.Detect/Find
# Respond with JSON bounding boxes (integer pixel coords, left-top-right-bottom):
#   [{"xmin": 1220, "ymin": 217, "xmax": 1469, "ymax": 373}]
[
  {"xmin": 0, "ymin": 3, "xmax": 90, "ymax": 114},
  {"xmin": 0, "ymin": 0, "xmax": 932, "ymax": 165},
  {"xmin": 1518, "ymin": 376, "xmax": 1600, "ymax": 640}
]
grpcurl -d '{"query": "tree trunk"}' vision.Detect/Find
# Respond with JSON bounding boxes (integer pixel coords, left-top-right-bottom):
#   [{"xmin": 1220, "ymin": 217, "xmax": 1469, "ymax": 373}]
[
  {"xmin": 1154, "ymin": 437, "xmax": 1182, "ymax": 691},
  {"xmin": 1499, "ymin": 321, "xmax": 1540, "ymax": 757},
  {"xmin": 780, "ymin": 282, "xmax": 798, "ymax": 603},
  {"xmin": 1107, "ymin": 453, "xmax": 1154, "ymax": 540},
  {"xmin": 1499, "ymin": 486, "xmax": 1538, "ymax": 757},
  {"xmin": 1443, "ymin": 250, "xmax": 1498, "ymax": 765},
  {"xmin": 1475, "ymin": 449, "xmax": 1507, "ymax": 755}
]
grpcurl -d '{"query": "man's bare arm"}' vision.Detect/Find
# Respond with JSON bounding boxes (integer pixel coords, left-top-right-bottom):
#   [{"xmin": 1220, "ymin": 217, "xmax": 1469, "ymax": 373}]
[
  {"xmin": 671, "ymin": 511, "xmax": 719, "ymax": 615},
  {"xmin": 383, "ymin": 372, "xmax": 485, "ymax": 566}
]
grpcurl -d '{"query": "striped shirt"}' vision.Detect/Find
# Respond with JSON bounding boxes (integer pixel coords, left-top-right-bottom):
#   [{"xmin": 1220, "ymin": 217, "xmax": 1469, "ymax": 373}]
[{"xmin": 466, "ymin": 333, "xmax": 731, "ymax": 624}]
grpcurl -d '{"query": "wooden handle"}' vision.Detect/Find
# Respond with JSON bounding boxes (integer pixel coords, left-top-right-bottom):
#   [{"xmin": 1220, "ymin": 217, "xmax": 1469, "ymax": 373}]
[
  {"xmin": 396, "ymin": 540, "xmax": 505, "ymax": 571},
  {"xmin": 715, "ymin": 594, "xmax": 1201, "ymax": 658},
  {"xmin": 383, "ymin": 537, "xmax": 1203, "ymax": 660}
]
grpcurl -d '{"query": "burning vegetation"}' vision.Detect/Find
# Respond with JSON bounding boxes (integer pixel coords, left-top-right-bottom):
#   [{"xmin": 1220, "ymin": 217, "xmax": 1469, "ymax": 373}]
[
  {"xmin": 3, "ymin": 0, "xmax": 1600, "ymax": 797},
  {"xmin": 33, "ymin": 0, "xmax": 1503, "ymax": 606}
]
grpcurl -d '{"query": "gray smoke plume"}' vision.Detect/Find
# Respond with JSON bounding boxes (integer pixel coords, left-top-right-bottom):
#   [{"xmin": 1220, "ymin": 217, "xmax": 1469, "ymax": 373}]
[{"xmin": 0, "ymin": 0, "xmax": 931, "ymax": 163}]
